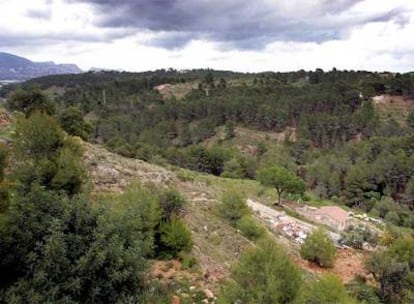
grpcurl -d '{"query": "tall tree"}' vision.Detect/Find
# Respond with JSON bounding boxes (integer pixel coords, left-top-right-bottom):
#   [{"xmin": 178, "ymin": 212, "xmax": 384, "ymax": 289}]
[{"xmin": 257, "ymin": 165, "xmax": 305, "ymax": 205}]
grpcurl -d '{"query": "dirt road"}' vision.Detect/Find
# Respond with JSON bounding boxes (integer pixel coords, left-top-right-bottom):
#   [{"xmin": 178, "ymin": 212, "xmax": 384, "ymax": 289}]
[{"xmin": 246, "ymin": 199, "xmax": 340, "ymax": 243}]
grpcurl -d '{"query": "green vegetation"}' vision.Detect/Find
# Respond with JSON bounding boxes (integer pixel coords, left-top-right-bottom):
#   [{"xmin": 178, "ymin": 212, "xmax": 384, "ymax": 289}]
[
  {"xmin": 218, "ymin": 191, "xmax": 249, "ymax": 224},
  {"xmin": 219, "ymin": 239, "xmax": 356, "ymax": 304},
  {"xmin": 218, "ymin": 191, "xmax": 265, "ymax": 241},
  {"xmin": 158, "ymin": 187, "xmax": 187, "ymax": 221},
  {"xmin": 0, "ymin": 112, "xmax": 193, "ymax": 302},
  {"xmin": 58, "ymin": 106, "xmax": 93, "ymax": 140},
  {"xmin": 1, "ymin": 68, "xmax": 414, "ymax": 303},
  {"xmin": 219, "ymin": 239, "xmax": 302, "ymax": 304},
  {"xmin": 236, "ymin": 215, "xmax": 265, "ymax": 241},
  {"xmin": 7, "ymin": 86, "xmax": 55, "ymax": 117},
  {"xmin": 0, "ymin": 143, "xmax": 9, "ymax": 213},
  {"xmin": 298, "ymin": 274, "xmax": 357, "ymax": 304},
  {"xmin": 257, "ymin": 165, "xmax": 306, "ymax": 205},
  {"xmin": 340, "ymin": 224, "xmax": 379, "ymax": 249},
  {"xmin": 366, "ymin": 237, "xmax": 414, "ymax": 303},
  {"xmin": 159, "ymin": 218, "xmax": 193, "ymax": 258},
  {"xmin": 346, "ymin": 276, "xmax": 382, "ymax": 304},
  {"xmin": 300, "ymin": 228, "xmax": 336, "ymax": 268}
]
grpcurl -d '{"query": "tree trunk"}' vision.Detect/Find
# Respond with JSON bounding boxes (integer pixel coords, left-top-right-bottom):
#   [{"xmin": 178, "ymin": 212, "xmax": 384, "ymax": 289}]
[{"xmin": 275, "ymin": 189, "xmax": 282, "ymax": 206}]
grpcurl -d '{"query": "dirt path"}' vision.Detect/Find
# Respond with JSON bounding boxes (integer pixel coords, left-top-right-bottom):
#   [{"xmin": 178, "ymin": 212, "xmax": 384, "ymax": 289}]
[{"xmin": 247, "ymin": 199, "xmax": 340, "ymax": 242}]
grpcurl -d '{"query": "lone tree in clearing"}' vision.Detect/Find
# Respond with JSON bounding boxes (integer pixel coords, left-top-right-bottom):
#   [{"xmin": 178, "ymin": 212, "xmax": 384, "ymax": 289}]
[{"xmin": 257, "ymin": 165, "xmax": 305, "ymax": 205}]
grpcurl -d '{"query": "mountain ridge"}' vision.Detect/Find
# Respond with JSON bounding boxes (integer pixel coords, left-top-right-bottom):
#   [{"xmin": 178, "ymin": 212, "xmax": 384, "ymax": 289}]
[{"xmin": 0, "ymin": 52, "xmax": 82, "ymax": 80}]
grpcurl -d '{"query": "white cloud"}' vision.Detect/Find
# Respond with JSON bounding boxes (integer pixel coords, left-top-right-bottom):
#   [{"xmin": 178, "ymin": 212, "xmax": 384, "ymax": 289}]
[{"xmin": 0, "ymin": 0, "xmax": 413, "ymax": 72}]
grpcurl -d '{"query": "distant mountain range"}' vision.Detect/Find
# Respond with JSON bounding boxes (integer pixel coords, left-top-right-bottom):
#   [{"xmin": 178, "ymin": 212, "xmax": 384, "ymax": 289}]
[{"xmin": 0, "ymin": 52, "xmax": 82, "ymax": 81}]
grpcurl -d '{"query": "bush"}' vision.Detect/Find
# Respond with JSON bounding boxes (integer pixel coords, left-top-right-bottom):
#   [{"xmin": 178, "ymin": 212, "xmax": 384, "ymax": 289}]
[
  {"xmin": 0, "ymin": 183, "xmax": 154, "ymax": 303},
  {"xmin": 158, "ymin": 188, "xmax": 186, "ymax": 221},
  {"xmin": 13, "ymin": 112, "xmax": 86, "ymax": 196},
  {"xmin": 178, "ymin": 252, "xmax": 197, "ymax": 269},
  {"xmin": 298, "ymin": 274, "xmax": 358, "ymax": 304},
  {"xmin": 7, "ymin": 86, "xmax": 55, "ymax": 117},
  {"xmin": 300, "ymin": 228, "xmax": 336, "ymax": 268},
  {"xmin": 219, "ymin": 239, "xmax": 302, "ymax": 304},
  {"xmin": 221, "ymin": 158, "xmax": 244, "ymax": 178},
  {"xmin": 346, "ymin": 276, "xmax": 382, "ymax": 304},
  {"xmin": 176, "ymin": 169, "xmax": 196, "ymax": 182},
  {"xmin": 219, "ymin": 191, "xmax": 249, "ymax": 225},
  {"xmin": 340, "ymin": 224, "xmax": 378, "ymax": 249},
  {"xmin": 159, "ymin": 218, "xmax": 193, "ymax": 258},
  {"xmin": 236, "ymin": 215, "xmax": 265, "ymax": 241},
  {"xmin": 0, "ymin": 144, "xmax": 9, "ymax": 212},
  {"xmin": 58, "ymin": 106, "xmax": 92, "ymax": 140},
  {"xmin": 0, "ymin": 143, "xmax": 7, "ymax": 181}
]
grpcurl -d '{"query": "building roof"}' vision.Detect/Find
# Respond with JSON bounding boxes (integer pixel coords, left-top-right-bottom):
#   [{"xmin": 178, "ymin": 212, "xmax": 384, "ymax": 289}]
[{"xmin": 314, "ymin": 206, "xmax": 349, "ymax": 223}]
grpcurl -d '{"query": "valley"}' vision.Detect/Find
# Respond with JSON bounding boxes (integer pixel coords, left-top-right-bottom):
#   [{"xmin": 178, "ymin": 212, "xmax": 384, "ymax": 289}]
[{"xmin": 0, "ymin": 68, "xmax": 413, "ymax": 303}]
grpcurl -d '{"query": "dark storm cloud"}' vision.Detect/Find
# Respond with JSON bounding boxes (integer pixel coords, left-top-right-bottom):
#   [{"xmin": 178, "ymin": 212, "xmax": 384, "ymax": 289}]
[
  {"xmin": 0, "ymin": 28, "xmax": 135, "ymax": 48},
  {"xmin": 69, "ymin": 0, "xmax": 406, "ymax": 49}
]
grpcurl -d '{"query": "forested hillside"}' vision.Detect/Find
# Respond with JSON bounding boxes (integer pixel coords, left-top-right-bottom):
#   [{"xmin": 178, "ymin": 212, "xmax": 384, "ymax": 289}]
[{"xmin": 1, "ymin": 68, "xmax": 414, "ymax": 303}]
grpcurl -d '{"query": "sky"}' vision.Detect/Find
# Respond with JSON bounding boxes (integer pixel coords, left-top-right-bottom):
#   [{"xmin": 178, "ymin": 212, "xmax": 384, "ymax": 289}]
[{"xmin": 1, "ymin": 0, "xmax": 414, "ymax": 73}]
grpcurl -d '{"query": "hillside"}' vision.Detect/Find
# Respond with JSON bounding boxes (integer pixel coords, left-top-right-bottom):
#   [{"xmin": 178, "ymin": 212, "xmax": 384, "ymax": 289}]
[
  {"xmin": 82, "ymin": 142, "xmax": 374, "ymax": 292},
  {"xmin": 373, "ymin": 94, "xmax": 414, "ymax": 124},
  {"xmin": 1, "ymin": 69, "xmax": 414, "ymax": 303},
  {"xmin": 0, "ymin": 52, "xmax": 82, "ymax": 80}
]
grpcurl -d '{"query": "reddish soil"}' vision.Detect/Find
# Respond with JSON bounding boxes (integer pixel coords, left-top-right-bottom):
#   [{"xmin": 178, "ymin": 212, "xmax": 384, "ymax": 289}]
[
  {"xmin": 151, "ymin": 260, "xmax": 194, "ymax": 282},
  {"xmin": 293, "ymin": 248, "xmax": 373, "ymax": 283}
]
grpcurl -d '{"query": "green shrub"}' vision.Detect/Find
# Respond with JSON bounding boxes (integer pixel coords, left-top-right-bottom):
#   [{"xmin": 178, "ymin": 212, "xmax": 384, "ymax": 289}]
[
  {"xmin": 58, "ymin": 106, "xmax": 92, "ymax": 140},
  {"xmin": 219, "ymin": 238, "xmax": 302, "ymax": 304},
  {"xmin": 176, "ymin": 170, "xmax": 196, "ymax": 182},
  {"xmin": 221, "ymin": 158, "xmax": 244, "ymax": 178},
  {"xmin": 178, "ymin": 252, "xmax": 197, "ymax": 269},
  {"xmin": 158, "ymin": 188, "xmax": 186, "ymax": 221},
  {"xmin": 7, "ymin": 86, "xmax": 55, "ymax": 117},
  {"xmin": 236, "ymin": 215, "xmax": 265, "ymax": 241},
  {"xmin": 0, "ymin": 143, "xmax": 7, "ymax": 181},
  {"xmin": 346, "ymin": 276, "xmax": 382, "ymax": 304},
  {"xmin": 298, "ymin": 274, "xmax": 358, "ymax": 304},
  {"xmin": 219, "ymin": 191, "xmax": 249, "ymax": 224},
  {"xmin": 340, "ymin": 224, "xmax": 378, "ymax": 249},
  {"xmin": 0, "ymin": 144, "xmax": 9, "ymax": 212},
  {"xmin": 300, "ymin": 228, "xmax": 336, "ymax": 268},
  {"xmin": 159, "ymin": 218, "xmax": 193, "ymax": 258}
]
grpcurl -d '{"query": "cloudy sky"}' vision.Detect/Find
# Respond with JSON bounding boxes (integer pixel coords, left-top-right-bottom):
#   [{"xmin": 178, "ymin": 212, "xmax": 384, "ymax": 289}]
[{"xmin": 1, "ymin": 0, "xmax": 414, "ymax": 72}]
